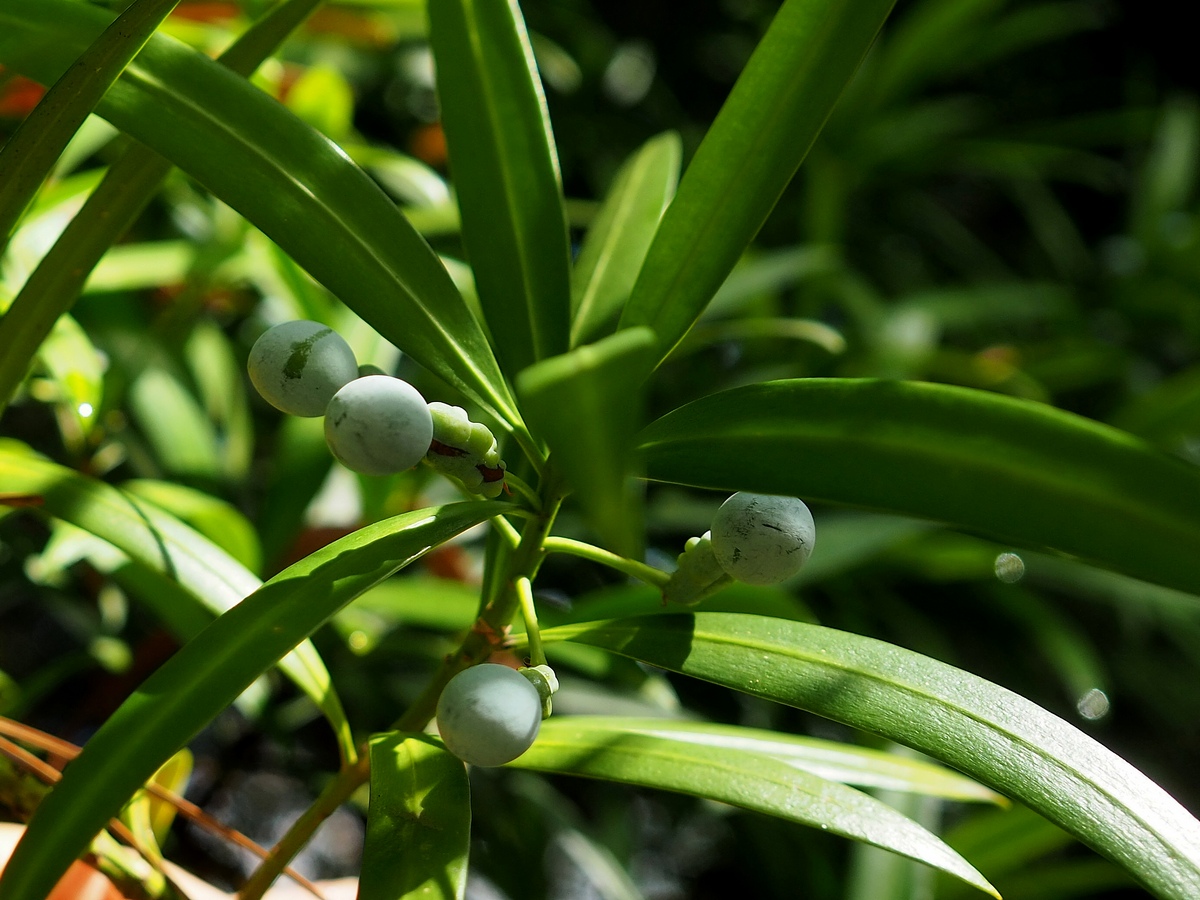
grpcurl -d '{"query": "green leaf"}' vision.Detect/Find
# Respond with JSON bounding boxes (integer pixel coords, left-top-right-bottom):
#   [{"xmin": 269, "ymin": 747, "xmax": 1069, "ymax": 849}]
[
  {"xmin": 570, "ymin": 132, "xmax": 681, "ymax": 347},
  {"xmin": 0, "ymin": 447, "xmax": 351, "ymax": 762},
  {"xmin": 428, "ymin": 0, "xmax": 571, "ymax": 376},
  {"xmin": 0, "ymin": 500, "xmax": 503, "ymax": 900},
  {"xmin": 517, "ymin": 328, "xmax": 657, "ymax": 556},
  {"xmin": 127, "ymin": 367, "xmax": 222, "ymax": 482},
  {"xmin": 637, "ymin": 378, "xmax": 1200, "ymax": 596},
  {"xmin": 121, "ymin": 479, "xmax": 262, "ymax": 574},
  {"xmin": 509, "ymin": 717, "xmax": 997, "ymax": 897},
  {"xmin": 522, "ymin": 717, "xmax": 1001, "ymax": 803},
  {"xmin": 0, "ymin": 0, "xmax": 521, "ymax": 430},
  {"xmin": 83, "ymin": 241, "xmax": 194, "ymax": 293},
  {"xmin": 617, "ymin": 0, "xmax": 897, "ymax": 368},
  {"xmin": 361, "ymin": 733, "xmax": 471, "ymax": 900},
  {"xmin": 540, "ymin": 613, "xmax": 1200, "ymax": 899},
  {"xmin": 0, "ymin": 0, "xmax": 179, "ymax": 251},
  {"xmin": 0, "ymin": 0, "xmax": 325, "ymax": 423}
]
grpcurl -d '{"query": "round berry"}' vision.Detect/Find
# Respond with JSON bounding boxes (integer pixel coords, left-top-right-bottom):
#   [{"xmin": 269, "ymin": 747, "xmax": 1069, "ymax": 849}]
[
  {"xmin": 323, "ymin": 375, "xmax": 433, "ymax": 476},
  {"xmin": 710, "ymin": 492, "xmax": 815, "ymax": 585},
  {"xmin": 247, "ymin": 320, "xmax": 358, "ymax": 417},
  {"xmin": 437, "ymin": 664, "xmax": 542, "ymax": 767}
]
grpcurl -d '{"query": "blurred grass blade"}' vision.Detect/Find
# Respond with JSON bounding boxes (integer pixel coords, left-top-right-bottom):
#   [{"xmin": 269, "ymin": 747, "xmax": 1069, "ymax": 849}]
[
  {"xmin": 361, "ymin": 733, "xmax": 470, "ymax": 900},
  {"xmin": 617, "ymin": 0, "xmax": 896, "ymax": 369},
  {"xmin": 0, "ymin": 0, "xmax": 178, "ymax": 252},
  {"xmin": 0, "ymin": 0, "xmax": 522, "ymax": 431},
  {"xmin": 637, "ymin": 378, "xmax": 1200, "ymax": 596},
  {"xmin": 0, "ymin": 0, "xmax": 322, "ymax": 421},
  {"xmin": 127, "ymin": 367, "xmax": 223, "ymax": 482},
  {"xmin": 517, "ymin": 328, "xmax": 657, "ymax": 556},
  {"xmin": 570, "ymin": 132, "xmax": 681, "ymax": 347},
  {"xmin": 529, "ymin": 717, "xmax": 1001, "ymax": 803},
  {"xmin": 429, "ymin": 0, "xmax": 571, "ymax": 376},
  {"xmin": 0, "ymin": 447, "xmax": 353, "ymax": 764},
  {"xmin": 540, "ymin": 612, "xmax": 1200, "ymax": 899},
  {"xmin": 509, "ymin": 717, "xmax": 997, "ymax": 897},
  {"xmin": 0, "ymin": 500, "xmax": 504, "ymax": 900}
]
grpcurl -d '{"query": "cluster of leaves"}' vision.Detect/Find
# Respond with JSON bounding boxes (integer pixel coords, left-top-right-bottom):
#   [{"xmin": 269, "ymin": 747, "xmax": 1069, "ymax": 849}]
[{"xmin": 1, "ymin": 0, "xmax": 1200, "ymax": 898}]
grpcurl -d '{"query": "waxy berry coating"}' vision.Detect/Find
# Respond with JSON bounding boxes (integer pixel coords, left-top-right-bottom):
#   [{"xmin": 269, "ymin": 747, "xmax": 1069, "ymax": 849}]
[
  {"xmin": 247, "ymin": 320, "xmax": 358, "ymax": 417},
  {"xmin": 436, "ymin": 664, "xmax": 542, "ymax": 767},
  {"xmin": 710, "ymin": 493, "xmax": 815, "ymax": 585},
  {"xmin": 324, "ymin": 375, "xmax": 433, "ymax": 475}
]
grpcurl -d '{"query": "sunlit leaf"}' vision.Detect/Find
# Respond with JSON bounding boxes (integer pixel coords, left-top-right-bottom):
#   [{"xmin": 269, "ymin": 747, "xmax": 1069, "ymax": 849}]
[
  {"xmin": 638, "ymin": 378, "xmax": 1200, "ymax": 596},
  {"xmin": 618, "ymin": 0, "xmax": 896, "ymax": 369},
  {"xmin": 510, "ymin": 717, "xmax": 997, "ymax": 896},
  {"xmin": 361, "ymin": 733, "xmax": 470, "ymax": 900},
  {"xmin": 541, "ymin": 613, "xmax": 1200, "ymax": 899},
  {"xmin": 0, "ymin": 501, "xmax": 504, "ymax": 900},
  {"xmin": 429, "ymin": 0, "xmax": 571, "ymax": 376}
]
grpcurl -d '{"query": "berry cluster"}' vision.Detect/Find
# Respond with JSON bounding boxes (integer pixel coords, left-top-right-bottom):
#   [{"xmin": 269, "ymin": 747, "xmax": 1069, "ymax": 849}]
[
  {"xmin": 247, "ymin": 321, "xmax": 505, "ymax": 495},
  {"xmin": 664, "ymin": 492, "xmax": 816, "ymax": 605}
]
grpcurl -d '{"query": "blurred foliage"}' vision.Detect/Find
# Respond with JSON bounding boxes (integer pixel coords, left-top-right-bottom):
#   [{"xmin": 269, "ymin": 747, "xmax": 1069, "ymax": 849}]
[{"xmin": 2, "ymin": 0, "xmax": 1198, "ymax": 897}]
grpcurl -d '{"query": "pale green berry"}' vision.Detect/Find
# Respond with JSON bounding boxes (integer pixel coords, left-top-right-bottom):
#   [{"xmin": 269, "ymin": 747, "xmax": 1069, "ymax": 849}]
[
  {"xmin": 710, "ymin": 493, "xmax": 815, "ymax": 585},
  {"xmin": 247, "ymin": 320, "xmax": 358, "ymax": 417},
  {"xmin": 436, "ymin": 664, "xmax": 542, "ymax": 767},
  {"xmin": 324, "ymin": 375, "xmax": 433, "ymax": 476}
]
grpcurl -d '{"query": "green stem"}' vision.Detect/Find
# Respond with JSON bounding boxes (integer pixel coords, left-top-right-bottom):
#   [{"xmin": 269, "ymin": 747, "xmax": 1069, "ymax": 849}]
[
  {"xmin": 515, "ymin": 576, "xmax": 545, "ymax": 667},
  {"xmin": 504, "ymin": 471, "xmax": 540, "ymax": 510},
  {"xmin": 242, "ymin": 478, "xmax": 567, "ymax": 898},
  {"xmin": 542, "ymin": 535, "xmax": 671, "ymax": 588},
  {"xmin": 236, "ymin": 751, "xmax": 370, "ymax": 900},
  {"xmin": 492, "ymin": 513, "xmax": 521, "ymax": 548}
]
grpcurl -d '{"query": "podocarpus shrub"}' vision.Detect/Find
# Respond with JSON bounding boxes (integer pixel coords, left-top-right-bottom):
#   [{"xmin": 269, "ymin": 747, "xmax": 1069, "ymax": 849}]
[{"xmin": 2, "ymin": 1, "xmax": 1200, "ymax": 899}]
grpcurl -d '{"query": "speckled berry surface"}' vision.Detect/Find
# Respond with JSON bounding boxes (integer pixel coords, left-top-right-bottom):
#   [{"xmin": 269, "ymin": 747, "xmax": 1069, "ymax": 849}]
[
  {"xmin": 324, "ymin": 375, "xmax": 433, "ymax": 475},
  {"xmin": 710, "ymin": 493, "xmax": 815, "ymax": 585},
  {"xmin": 436, "ymin": 664, "xmax": 542, "ymax": 767},
  {"xmin": 247, "ymin": 320, "xmax": 358, "ymax": 417}
]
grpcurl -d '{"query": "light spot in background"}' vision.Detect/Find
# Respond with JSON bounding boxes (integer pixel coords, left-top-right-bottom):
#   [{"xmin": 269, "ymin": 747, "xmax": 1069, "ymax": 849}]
[
  {"xmin": 603, "ymin": 42, "xmax": 656, "ymax": 107},
  {"xmin": 77, "ymin": 402, "xmax": 94, "ymax": 417},
  {"xmin": 994, "ymin": 552, "xmax": 1025, "ymax": 583},
  {"xmin": 1077, "ymin": 687, "xmax": 1111, "ymax": 721}
]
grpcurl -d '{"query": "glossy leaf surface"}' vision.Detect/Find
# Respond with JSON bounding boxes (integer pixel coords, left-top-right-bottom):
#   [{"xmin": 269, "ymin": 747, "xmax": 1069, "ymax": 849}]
[
  {"xmin": 0, "ymin": 0, "xmax": 177, "ymax": 249},
  {"xmin": 532, "ymin": 717, "xmax": 1002, "ymax": 802},
  {"xmin": 542, "ymin": 613, "xmax": 1200, "ymax": 899},
  {"xmin": 618, "ymin": 0, "xmax": 897, "ymax": 368},
  {"xmin": 511, "ymin": 717, "xmax": 997, "ymax": 896},
  {"xmin": 429, "ymin": 0, "xmax": 571, "ymax": 376},
  {"xmin": 0, "ymin": 447, "xmax": 351, "ymax": 758},
  {"xmin": 361, "ymin": 733, "xmax": 471, "ymax": 900},
  {"xmin": 637, "ymin": 378, "xmax": 1200, "ymax": 595},
  {"xmin": 0, "ymin": 501, "xmax": 503, "ymax": 900},
  {"xmin": 0, "ymin": 0, "xmax": 520, "ymax": 427}
]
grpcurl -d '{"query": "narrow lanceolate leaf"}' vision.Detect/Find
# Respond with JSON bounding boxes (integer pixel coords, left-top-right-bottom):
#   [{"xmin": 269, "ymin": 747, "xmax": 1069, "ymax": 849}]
[
  {"xmin": 618, "ymin": 0, "xmax": 897, "ymax": 369},
  {"xmin": 429, "ymin": 0, "xmax": 571, "ymax": 376},
  {"xmin": 361, "ymin": 734, "xmax": 471, "ymax": 900},
  {"xmin": 510, "ymin": 718, "xmax": 997, "ymax": 897},
  {"xmin": 0, "ymin": 449, "xmax": 351, "ymax": 761},
  {"xmin": 517, "ymin": 328, "xmax": 657, "ymax": 557},
  {"xmin": 637, "ymin": 378, "xmax": 1200, "ymax": 597},
  {"xmin": 0, "ymin": 0, "xmax": 521, "ymax": 430},
  {"xmin": 527, "ymin": 718, "xmax": 1002, "ymax": 803},
  {"xmin": 0, "ymin": 0, "xmax": 178, "ymax": 251},
  {"xmin": 540, "ymin": 613, "xmax": 1200, "ymax": 899},
  {"xmin": 0, "ymin": 501, "xmax": 504, "ymax": 900},
  {"xmin": 570, "ymin": 132, "xmax": 682, "ymax": 347}
]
